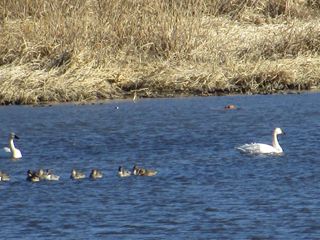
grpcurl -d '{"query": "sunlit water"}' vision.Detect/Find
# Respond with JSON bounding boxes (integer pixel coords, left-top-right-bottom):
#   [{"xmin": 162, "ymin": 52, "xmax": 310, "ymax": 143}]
[{"xmin": 0, "ymin": 93, "xmax": 319, "ymax": 239}]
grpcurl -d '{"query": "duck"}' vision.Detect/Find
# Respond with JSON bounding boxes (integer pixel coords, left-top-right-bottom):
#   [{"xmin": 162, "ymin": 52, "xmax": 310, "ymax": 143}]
[
  {"xmin": 224, "ymin": 104, "xmax": 237, "ymax": 110},
  {"xmin": 236, "ymin": 127, "xmax": 285, "ymax": 155},
  {"xmin": 132, "ymin": 165, "xmax": 158, "ymax": 176},
  {"xmin": 2, "ymin": 132, "xmax": 22, "ymax": 159},
  {"xmin": 26, "ymin": 170, "xmax": 40, "ymax": 182},
  {"xmin": 118, "ymin": 166, "xmax": 131, "ymax": 177},
  {"xmin": 0, "ymin": 171, "xmax": 10, "ymax": 181},
  {"xmin": 89, "ymin": 169, "xmax": 103, "ymax": 179},
  {"xmin": 70, "ymin": 169, "xmax": 86, "ymax": 180},
  {"xmin": 132, "ymin": 165, "xmax": 142, "ymax": 176},
  {"xmin": 37, "ymin": 169, "xmax": 60, "ymax": 181},
  {"xmin": 37, "ymin": 169, "xmax": 47, "ymax": 180},
  {"xmin": 45, "ymin": 169, "xmax": 60, "ymax": 181}
]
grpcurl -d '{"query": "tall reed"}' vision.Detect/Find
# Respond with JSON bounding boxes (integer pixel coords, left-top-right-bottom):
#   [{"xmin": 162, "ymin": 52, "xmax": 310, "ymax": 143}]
[{"xmin": 0, "ymin": 0, "xmax": 319, "ymax": 104}]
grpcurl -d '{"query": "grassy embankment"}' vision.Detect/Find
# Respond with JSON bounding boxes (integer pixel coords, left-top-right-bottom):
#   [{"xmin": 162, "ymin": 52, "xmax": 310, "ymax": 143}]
[{"xmin": 1, "ymin": 0, "xmax": 320, "ymax": 105}]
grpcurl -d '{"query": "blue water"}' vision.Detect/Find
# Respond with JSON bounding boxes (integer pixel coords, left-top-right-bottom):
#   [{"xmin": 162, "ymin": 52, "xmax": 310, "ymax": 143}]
[{"xmin": 0, "ymin": 93, "xmax": 319, "ymax": 239}]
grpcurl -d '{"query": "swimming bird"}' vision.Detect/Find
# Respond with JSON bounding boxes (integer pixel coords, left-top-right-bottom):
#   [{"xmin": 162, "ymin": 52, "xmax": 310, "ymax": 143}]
[
  {"xmin": 2, "ymin": 132, "xmax": 22, "ymax": 159},
  {"xmin": 45, "ymin": 169, "xmax": 60, "ymax": 181},
  {"xmin": 89, "ymin": 169, "xmax": 103, "ymax": 179},
  {"xmin": 132, "ymin": 165, "xmax": 142, "ymax": 176},
  {"xmin": 236, "ymin": 127, "xmax": 285, "ymax": 155},
  {"xmin": 37, "ymin": 169, "xmax": 60, "ymax": 181},
  {"xmin": 37, "ymin": 169, "xmax": 47, "ymax": 180},
  {"xmin": 224, "ymin": 104, "xmax": 237, "ymax": 110},
  {"xmin": 118, "ymin": 166, "xmax": 131, "ymax": 177},
  {"xmin": 70, "ymin": 169, "xmax": 86, "ymax": 180},
  {"xmin": 132, "ymin": 165, "xmax": 158, "ymax": 176},
  {"xmin": 0, "ymin": 171, "xmax": 10, "ymax": 181},
  {"xmin": 26, "ymin": 170, "xmax": 40, "ymax": 182}
]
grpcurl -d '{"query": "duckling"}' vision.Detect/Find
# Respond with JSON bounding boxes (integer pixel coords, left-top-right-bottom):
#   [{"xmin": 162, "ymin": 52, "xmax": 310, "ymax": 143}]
[
  {"xmin": 39, "ymin": 169, "xmax": 59, "ymax": 181},
  {"xmin": 70, "ymin": 169, "xmax": 86, "ymax": 180},
  {"xmin": 132, "ymin": 165, "xmax": 157, "ymax": 176},
  {"xmin": 118, "ymin": 166, "xmax": 131, "ymax": 177},
  {"xmin": 132, "ymin": 165, "xmax": 143, "ymax": 176},
  {"xmin": 26, "ymin": 170, "xmax": 40, "ymax": 182},
  {"xmin": 45, "ymin": 169, "xmax": 60, "ymax": 181},
  {"xmin": 89, "ymin": 169, "xmax": 103, "ymax": 179},
  {"xmin": 0, "ymin": 171, "xmax": 10, "ymax": 181},
  {"xmin": 132, "ymin": 165, "xmax": 149, "ymax": 176},
  {"xmin": 224, "ymin": 104, "xmax": 237, "ymax": 110},
  {"xmin": 37, "ymin": 169, "xmax": 47, "ymax": 180}
]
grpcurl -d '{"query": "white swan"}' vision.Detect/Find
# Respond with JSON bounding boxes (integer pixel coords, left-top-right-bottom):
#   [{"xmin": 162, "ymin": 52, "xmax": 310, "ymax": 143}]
[
  {"xmin": 1, "ymin": 132, "xmax": 22, "ymax": 159},
  {"xmin": 237, "ymin": 128, "xmax": 285, "ymax": 154}
]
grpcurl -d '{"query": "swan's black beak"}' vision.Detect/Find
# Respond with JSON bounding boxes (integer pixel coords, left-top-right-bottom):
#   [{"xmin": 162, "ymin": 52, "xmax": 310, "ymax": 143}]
[
  {"xmin": 14, "ymin": 135, "xmax": 20, "ymax": 139},
  {"xmin": 282, "ymin": 131, "xmax": 286, "ymax": 135}
]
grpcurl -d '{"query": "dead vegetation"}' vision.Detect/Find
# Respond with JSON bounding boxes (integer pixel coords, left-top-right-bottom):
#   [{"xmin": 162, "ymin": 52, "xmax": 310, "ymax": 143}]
[{"xmin": 0, "ymin": 0, "xmax": 320, "ymax": 104}]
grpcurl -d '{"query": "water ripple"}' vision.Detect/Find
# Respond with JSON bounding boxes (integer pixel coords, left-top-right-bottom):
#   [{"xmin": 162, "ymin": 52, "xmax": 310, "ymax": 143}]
[{"xmin": 0, "ymin": 94, "xmax": 319, "ymax": 239}]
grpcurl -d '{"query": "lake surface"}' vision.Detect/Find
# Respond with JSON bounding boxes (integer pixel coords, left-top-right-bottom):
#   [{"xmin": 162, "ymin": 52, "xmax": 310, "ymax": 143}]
[{"xmin": 0, "ymin": 93, "xmax": 319, "ymax": 239}]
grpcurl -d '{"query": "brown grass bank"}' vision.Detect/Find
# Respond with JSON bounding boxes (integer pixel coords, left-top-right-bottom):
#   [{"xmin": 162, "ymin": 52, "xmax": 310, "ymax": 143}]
[{"xmin": 1, "ymin": 0, "xmax": 320, "ymax": 105}]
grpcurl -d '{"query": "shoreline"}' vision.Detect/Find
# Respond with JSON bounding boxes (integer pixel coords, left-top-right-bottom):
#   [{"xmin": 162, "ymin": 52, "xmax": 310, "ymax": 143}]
[{"xmin": 9, "ymin": 88, "xmax": 317, "ymax": 108}]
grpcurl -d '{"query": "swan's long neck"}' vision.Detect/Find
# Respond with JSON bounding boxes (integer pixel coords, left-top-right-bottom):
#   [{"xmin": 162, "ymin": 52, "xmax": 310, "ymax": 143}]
[
  {"xmin": 9, "ymin": 138, "xmax": 16, "ymax": 152},
  {"xmin": 9, "ymin": 138, "xmax": 21, "ymax": 159},
  {"xmin": 272, "ymin": 132, "xmax": 283, "ymax": 152}
]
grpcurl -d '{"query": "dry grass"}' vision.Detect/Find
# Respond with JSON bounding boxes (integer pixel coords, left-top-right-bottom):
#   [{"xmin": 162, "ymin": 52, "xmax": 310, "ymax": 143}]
[{"xmin": 0, "ymin": 0, "xmax": 320, "ymax": 104}]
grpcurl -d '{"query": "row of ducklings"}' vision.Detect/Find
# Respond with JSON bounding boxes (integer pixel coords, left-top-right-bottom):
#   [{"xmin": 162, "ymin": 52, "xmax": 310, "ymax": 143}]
[
  {"xmin": 26, "ymin": 169, "xmax": 104, "ymax": 182},
  {"xmin": 0, "ymin": 165, "xmax": 157, "ymax": 182}
]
